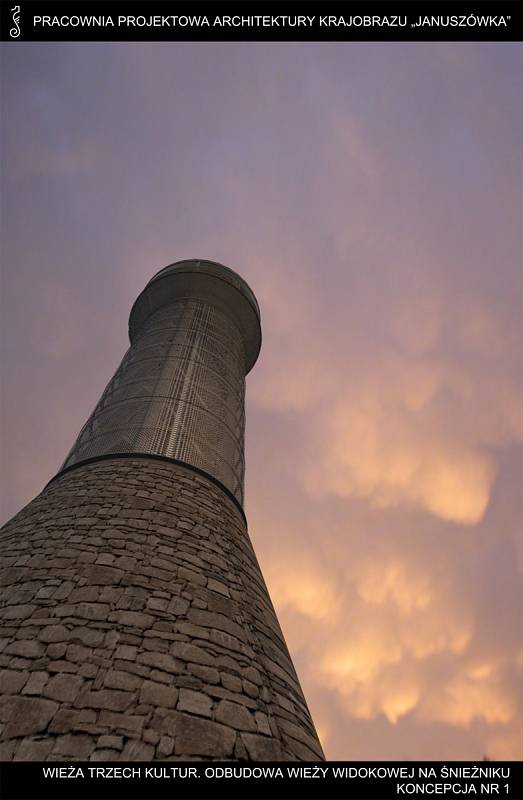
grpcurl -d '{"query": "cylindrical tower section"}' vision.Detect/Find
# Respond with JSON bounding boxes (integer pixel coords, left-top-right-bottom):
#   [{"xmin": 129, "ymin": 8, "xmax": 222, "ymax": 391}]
[
  {"xmin": 0, "ymin": 259, "xmax": 325, "ymax": 763},
  {"xmin": 61, "ymin": 260, "xmax": 262, "ymax": 506}
]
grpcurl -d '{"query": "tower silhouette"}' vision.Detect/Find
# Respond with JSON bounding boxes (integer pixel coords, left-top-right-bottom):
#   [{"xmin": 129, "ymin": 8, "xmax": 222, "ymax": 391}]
[{"xmin": 0, "ymin": 260, "xmax": 324, "ymax": 762}]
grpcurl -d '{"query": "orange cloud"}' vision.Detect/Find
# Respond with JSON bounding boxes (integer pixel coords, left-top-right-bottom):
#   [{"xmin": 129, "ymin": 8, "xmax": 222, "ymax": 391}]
[
  {"xmin": 420, "ymin": 666, "xmax": 518, "ymax": 727},
  {"xmin": 355, "ymin": 560, "xmax": 432, "ymax": 615},
  {"xmin": 301, "ymin": 400, "xmax": 496, "ymax": 525},
  {"xmin": 264, "ymin": 553, "xmax": 341, "ymax": 623}
]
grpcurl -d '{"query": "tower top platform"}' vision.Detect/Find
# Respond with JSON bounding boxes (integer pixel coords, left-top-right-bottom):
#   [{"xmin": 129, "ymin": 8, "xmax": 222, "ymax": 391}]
[{"xmin": 129, "ymin": 259, "xmax": 261, "ymax": 373}]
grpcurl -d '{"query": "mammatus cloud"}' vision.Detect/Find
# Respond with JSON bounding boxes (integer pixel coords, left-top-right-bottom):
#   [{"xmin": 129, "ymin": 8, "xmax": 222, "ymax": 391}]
[
  {"xmin": 260, "ymin": 516, "xmax": 522, "ymax": 757},
  {"xmin": 302, "ymin": 401, "xmax": 497, "ymax": 525},
  {"xmin": 420, "ymin": 663, "xmax": 518, "ymax": 727},
  {"xmin": 250, "ymin": 212, "xmax": 521, "ymax": 755},
  {"xmin": 252, "ymin": 261, "xmax": 522, "ymax": 754},
  {"xmin": 253, "ymin": 255, "xmax": 520, "ymax": 527},
  {"xmin": 265, "ymin": 555, "xmax": 342, "ymax": 623}
]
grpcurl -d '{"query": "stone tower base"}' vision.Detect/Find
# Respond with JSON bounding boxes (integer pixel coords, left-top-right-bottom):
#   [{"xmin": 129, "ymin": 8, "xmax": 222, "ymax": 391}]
[{"xmin": 0, "ymin": 458, "xmax": 324, "ymax": 761}]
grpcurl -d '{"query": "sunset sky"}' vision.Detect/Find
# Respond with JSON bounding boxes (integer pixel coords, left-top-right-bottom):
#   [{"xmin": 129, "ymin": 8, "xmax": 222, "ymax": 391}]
[{"xmin": 1, "ymin": 42, "xmax": 522, "ymax": 760}]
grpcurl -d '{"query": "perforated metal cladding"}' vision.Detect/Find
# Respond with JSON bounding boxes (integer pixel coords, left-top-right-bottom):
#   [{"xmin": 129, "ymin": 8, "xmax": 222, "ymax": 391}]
[{"xmin": 61, "ymin": 300, "xmax": 247, "ymax": 504}]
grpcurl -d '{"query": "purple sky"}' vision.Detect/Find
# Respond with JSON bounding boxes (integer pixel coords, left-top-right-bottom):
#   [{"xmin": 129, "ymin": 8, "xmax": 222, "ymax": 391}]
[{"xmin": 1, "ymin": 42, "xmax": 522, "ymax": 760}]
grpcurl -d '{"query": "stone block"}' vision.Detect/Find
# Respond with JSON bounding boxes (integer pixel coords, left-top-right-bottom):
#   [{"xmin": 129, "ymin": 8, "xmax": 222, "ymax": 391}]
[
  {"xmin": 53, "ymin": 604, "xmax": 75, "ymax": 617},
  {"xmin": 157, "ymin": 735, "xmax": 174, "ymax": 757},
  {"xmin": 137, "ymin": 652, "xmax": 183, "ymax": 674},
  {"xmin": 34, "ymin": 583, "xmax": 56, "ymax": 599},
  {"xmin": 104, "ymin": 669, "xmax": 142, "ymax": 691},
  {"xmin": 43, "ymin": 673, "xmax": 84, "ymax": 703},
  {"xmin": 14, "ymin": 738, "xmax": 55, "ymax": 761},
  {"xmin": 0, "ymin": 696, "xmax": 58, "ymax": 738},
  {"xmin": 90, "ymin": 748, "xmax": 121, "ymax": 760},
  {"xmin": 188, "ymin": 664, "xmax": 220, "ymax": 684},
  {"xmin": 121, "ymin": 739, "xmax": 155, "ymax": 760},
  {"xmin": 206, "ymin": 593, "xmax": 235, "ymax": 616},
  {"xmin": 84, "ymin": 565, "xmax": 124, "ymax": 585},
  {"xmin": 110, "ymin": 611, "xmax": 155, "ymax": 629},
  {"xmin": 97, "ymin": 735, "xmax": 124, "ymax": 750},
  {"xmin": 142, "ymin": 636, "xmax": 169, "ymax": 653},
  {"xmin": 243, "ymin": 679, "xmax": 259, "ymax": 698},
  {"xmin": 100, "ymin": 587, "xmax": 124, "ymax": 605},
  {"xmin": 76, "ymin": 689, "xmax": 134, "ymax": 712},
  {"xmin": 150, "ymin": 708, "xmax": 175, "ymax": 735},
  {"xmin": 0, "ymin": 742, "xmax": 16, "ymax": 760},
  {"xmin": 214, "ymin": 699, "xmax": 257, "ymax": 732},
  {"xmin": 97, "ymin": 710, "xmax": 144, "ymax": 735},
  {"xmin": 76, "ymin": 602, "xmax": 110, "ymax": 621},
  {"xmin": 96, "ymin": 554, "xmax": 115, "ymax": 566},
  {"xmin": 221, "ymin": 672, "xmax": 242, "ymax": 692},
  {"xmin": 209, "ymin": 629, "xmax": 247, "ymax": 654},
  {"xmin": 173, "ymin": 712, "xmax": 236, "ymax": 757},
  {"xmin": 234, "ymin": 735, "xmax": 249, "ymax": 760},
  {"xmin": 147, "ymin": 596, "xmax": 169, "ymax": 611},
  {"xmin": 38, "ymin": 624, "xmax": 69, "ymax": 643},
  {"xmin": 140, "ymin": 680, "xmax": 178, "ymax": 708},
  {"xmin": 5, "ymin": 640, "xmax": 45, "ymax": 658},
  {"xmin": 68, "ymin": 587, "xmax": 100, "ymax": 603},
  {"xmin": 47, "ymin": 659, "xmax": 78, "ymax": 673},
  {"xmin": 52, "ymin": 733, "xmax": 94, "ymax": 759},
  {"xmin": 0, "ymin": 668, "xmax": 28, "ymax": 694},
  {"xmin": 48, "ymin": 708, "xmax": 82, "ymax": 734},
  {"xmin": 79, "ymin": 663, "xmax": 98, "ymax": 679},
  {"xmin": 241, "ymin": 733, "xmax": 282, "ymax": 760},
  {"xmin": 114, "ymin": 645, "xmax": 137, "ymax": 661},
  {"xmin": 66, "ymin": 644, "xmax": 92, "ymax": 663},
  {"xmin": 149, "ymin": 669, "xmax": 171, "ymax": 684},
  {"xmin": 176, "ymin": 622, "xmax": 210, "ymax": 639},
  {"xmin": 104, "ymin": 630, "xmax": 120, "ymax": 649},
  {"xmin": 53, "ymin": 581, "xmax": 75, "ymax": 600},
  {"xmin": 71, "ymin": 627, "xmax": 105, "ymax": 647},
  {"xmin": 177, "ymin": 688, "xmax": 212, "ymax": 718},
  {"xmin": 171, "ymin": 641, "xmax": 214, "ymax": 666},
  {"xmin": 167, "ymin": 597, "xmax": 190, "ymax": 616},
  {"xmin": 143, "ymin": 727, "xmax": 161, "ymax": 745},
  {"xmin": 243, "ymin": 665, "xmax": 262, "ymax": 686},
  {"xmin": 22, "ymin": 671, "xmax": 49, "ymax": 695},
  {"xmin": 114, "ymin": 556, "xmax": 137, "ymax": 570},
  {"xmin": 207, "ymin": 579, "xmax": 230, "ymax": 597},
  {"xmin": 173, "ymin": 675, "xmax": 202, "ymax": 690},
  {"xmin": 2, "ymin": 604, "xmax": 35, "ymax": 620},
  {"xmin": 47, "ymin": 642, "xmax": 67, "ymax": 659},
  {"xmin": 202, "ymin": 684, "xmax": 258, "ymax": 709},
  {"xmin": 276, "ymin": 716, "xmax": 324, "ymax": 756},
  {"xmin": 254, "ymin": 711, "xmax": 272, "ymax": 736},
  {"xmin": 178, "ymin": 567, "xmax": 206, "ymax": 587}
]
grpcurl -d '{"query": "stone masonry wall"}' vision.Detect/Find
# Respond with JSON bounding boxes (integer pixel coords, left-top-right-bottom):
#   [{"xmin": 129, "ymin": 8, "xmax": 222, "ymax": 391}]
[{"xmin": 0, "ymin": 458, "xmax": 324, "ymax": 761}]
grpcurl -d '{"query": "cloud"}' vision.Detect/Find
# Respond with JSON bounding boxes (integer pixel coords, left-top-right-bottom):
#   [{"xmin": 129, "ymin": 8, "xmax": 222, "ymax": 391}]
[
  {"xmin": 486, "ymin": 730, "xmax": 523, "ymax": 761},
  {"xmin": 264, "ymin": 553, "xmax": 341, "ymax": 623},
  {"xmin": 301, "ymin": 399, "xmax": 497, "ymax": 525},
  {"xmin": 251, "ymin": 234, "xmax": 521, "ymax": 526},
  {"xmin": 420, "ymin": 664, "xmax": 518, "ymax": 727},
  {"xmin": 355, "ymin": 560, "xmax": 433, "ymax": 615}
]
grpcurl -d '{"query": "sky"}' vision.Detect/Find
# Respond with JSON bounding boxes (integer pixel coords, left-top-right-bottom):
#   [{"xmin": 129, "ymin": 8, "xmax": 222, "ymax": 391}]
[{"xmin": 1, "ymin": 41, "xmax": 522, "ymax": 760}]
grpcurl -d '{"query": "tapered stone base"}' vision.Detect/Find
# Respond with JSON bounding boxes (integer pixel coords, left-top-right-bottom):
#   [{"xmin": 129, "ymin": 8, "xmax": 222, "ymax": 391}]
[{"xmin": 0, "ymin": 458, "xmax": 324, "ymax": 761}]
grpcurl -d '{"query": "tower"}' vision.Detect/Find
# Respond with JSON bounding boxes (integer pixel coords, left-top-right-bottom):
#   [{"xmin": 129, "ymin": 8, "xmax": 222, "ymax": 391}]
[{"xmin": 0, "ymin": 260, "xmax": 324, "ymax": 762}]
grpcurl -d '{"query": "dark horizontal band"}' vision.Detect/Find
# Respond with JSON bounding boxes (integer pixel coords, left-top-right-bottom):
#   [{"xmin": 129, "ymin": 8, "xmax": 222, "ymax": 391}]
[{"xmin": 46, "ymin": 452, "xmax": 247, "ymax": 526}]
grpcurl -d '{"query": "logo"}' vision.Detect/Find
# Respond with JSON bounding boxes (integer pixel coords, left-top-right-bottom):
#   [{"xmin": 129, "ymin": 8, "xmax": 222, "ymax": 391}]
[{"xmin": 10, "ymin": 5, "xmax": 21, "ymax": 38}]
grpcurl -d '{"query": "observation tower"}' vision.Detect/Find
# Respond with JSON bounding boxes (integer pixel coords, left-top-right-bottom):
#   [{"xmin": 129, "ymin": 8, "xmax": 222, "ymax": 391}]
[{"xmin": 0, "ymin": 259, "xmax": 324, "ymax": 762}]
